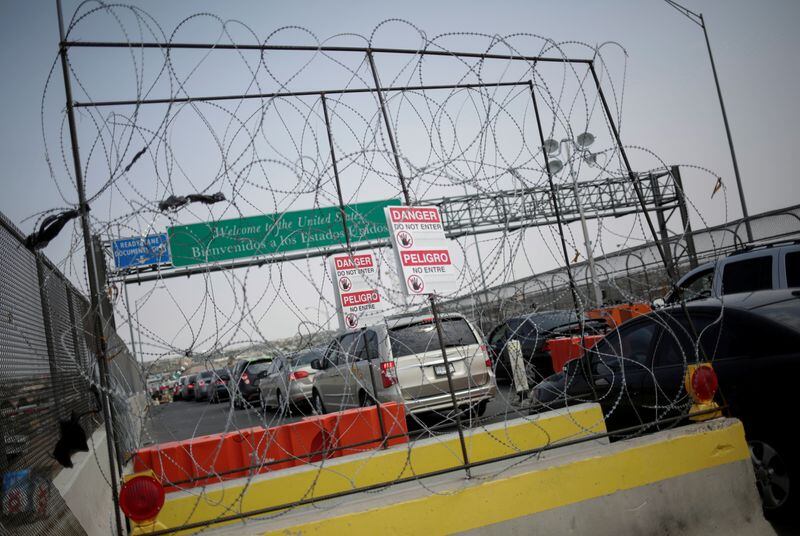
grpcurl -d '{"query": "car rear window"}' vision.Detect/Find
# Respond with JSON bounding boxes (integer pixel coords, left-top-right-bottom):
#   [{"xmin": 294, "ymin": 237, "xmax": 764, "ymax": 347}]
[
  {"xmin": 722, "ymin": 256, "xmax": 773, "ymax": 294},
  {"xmin": 246, "ymin": 360, "xmax": 271, "ymax": 375},
  {"xmin": 389, "ymin": 318, "xmax": 477, "ymax": 358},
  {"xmin": 522, "ymin": 312, "xmax": 578, "ymax": 333},
  {"xmin": 786, "ymin": 251, "xmax": 800, "ymax": 288},
  {"xmin": 293, "ymin": 349, "xmax": 324, "ymax": 367}
]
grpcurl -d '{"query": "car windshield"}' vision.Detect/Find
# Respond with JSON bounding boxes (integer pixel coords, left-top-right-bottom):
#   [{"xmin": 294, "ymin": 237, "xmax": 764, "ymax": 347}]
[{"xmin": 389, "ymin": 318, "xmax": 477, "ymax": 358}]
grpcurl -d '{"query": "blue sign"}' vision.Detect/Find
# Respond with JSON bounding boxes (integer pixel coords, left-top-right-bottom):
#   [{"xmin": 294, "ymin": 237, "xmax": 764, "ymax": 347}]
[{"xmin": 112, "ymin": 234, "xmax": 170, "ymax": 270}]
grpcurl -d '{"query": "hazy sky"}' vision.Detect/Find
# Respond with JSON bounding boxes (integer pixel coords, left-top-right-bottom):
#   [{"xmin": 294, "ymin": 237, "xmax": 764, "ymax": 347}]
[{"xmin": 1, "ymin": 0, "xmax": 798, "ymax": 360}]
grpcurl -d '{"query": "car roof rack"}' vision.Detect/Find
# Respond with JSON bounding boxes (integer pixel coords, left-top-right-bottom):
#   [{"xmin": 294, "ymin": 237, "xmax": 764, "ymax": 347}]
[{"xmin": 730, "ymin": 238, "xmax": 800, "ymax": 257}]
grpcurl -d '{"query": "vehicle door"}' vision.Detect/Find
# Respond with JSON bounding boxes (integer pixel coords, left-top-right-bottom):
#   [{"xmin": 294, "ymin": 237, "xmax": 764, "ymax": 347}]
[
  {"xmin": 316, "ymin": 335, "xmax": 356, "ymax": 412},
  {"xmin": 259, "ymin": 359, "xmax": 279, "ymax": 406},
  {"xmin": 585, "ymin": 318, "xmax": 659, "ymax": 432},
  {"xmin": 352, "ymin": 329, "xmax": 382, "ymax": 403},
  {"xmin": 487, "ymin": 323, "xmax": 509, "ymax": 376},
  {"xmin": 273, "ymin": 357, "xmax": 290, "ymax": 404},
  {"xmin": 634, "ymin": 316, "xmax": 700, "ymax": 427},
  {"xmin": 334, "ymin": 332, "xmax": 363, "ymax": 410}
]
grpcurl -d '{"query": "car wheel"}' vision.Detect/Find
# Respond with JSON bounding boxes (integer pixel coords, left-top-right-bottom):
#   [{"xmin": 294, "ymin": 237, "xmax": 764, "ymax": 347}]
[
  {"xmin": 312, "ymin": 390, "xmax": 326, "ymax": 415},
  {"xmin": 749, "ymin": 440, "xmax": 791, "ymax": 513}
]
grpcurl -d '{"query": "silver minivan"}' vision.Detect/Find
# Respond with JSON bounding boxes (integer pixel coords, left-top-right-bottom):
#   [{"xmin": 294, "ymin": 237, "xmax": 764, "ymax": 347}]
[{"xmin": 310, "ymin": 313, "xmax": 496, "ymax": 417}]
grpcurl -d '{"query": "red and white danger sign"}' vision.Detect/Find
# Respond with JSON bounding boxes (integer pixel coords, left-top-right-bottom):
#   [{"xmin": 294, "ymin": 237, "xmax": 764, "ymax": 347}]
[
  {"xmin": 385, "ymin": 206, "xmax": 458, "ymax": 295},
  {"xmin": 329, "ymin": 252, "xmax": 384, "ymax": 331}
]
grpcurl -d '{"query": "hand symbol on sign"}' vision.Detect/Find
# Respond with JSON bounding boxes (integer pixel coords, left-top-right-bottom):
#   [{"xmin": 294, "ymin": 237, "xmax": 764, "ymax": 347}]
[
  {"xmin": 408, "ymin": 275, "xmax": 424, "ymax": 293},
  {"xmin": 398, "ymin": 231, "xmax": 413, "ymax": 248}
]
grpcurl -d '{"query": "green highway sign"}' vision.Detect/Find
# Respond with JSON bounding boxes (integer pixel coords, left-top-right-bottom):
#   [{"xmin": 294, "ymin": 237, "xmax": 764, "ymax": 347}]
[{"xmin": 167, "ymin": 199, "xmax": 401, "ymax": 267}]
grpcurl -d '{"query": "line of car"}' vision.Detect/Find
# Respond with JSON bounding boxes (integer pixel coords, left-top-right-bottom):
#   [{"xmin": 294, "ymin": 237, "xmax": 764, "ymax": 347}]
[
  {"xmin": 163, "ymin": 239, "xmax": 798, "ymax": 514},
  {"xmin": 171, "ymin": 313, "xmax": 498, "ymax": 423}
]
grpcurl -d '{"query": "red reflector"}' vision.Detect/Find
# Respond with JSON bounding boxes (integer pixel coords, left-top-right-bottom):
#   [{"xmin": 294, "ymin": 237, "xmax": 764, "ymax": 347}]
[
  {"xmin": 380, "ymin": 361, "xmax": 397, "ymax": 388},
  {"xmin": 691, "ymin": 366, "xmax": 718, "ymax": 402},
  {"xmin": 485, "ymin": 357, "xmax": 493, "ymax": 368},
  {"xmin": 242, "ymin": 372, "xmax": 250, "ymax": 385},
  {"xmin": 188, "ymin": 383, "xmax": 194, "ymax": 388},
  {"xmin": 119, "ymin": 475, "xmax": 165, "ymax": 523},
  {"xmin": 198, "ymin": 380, "xmax": 205, "ymax": 387},
  {"xmin": 289, "ymin": 370, "xmax": 309, "ymax": 381}
]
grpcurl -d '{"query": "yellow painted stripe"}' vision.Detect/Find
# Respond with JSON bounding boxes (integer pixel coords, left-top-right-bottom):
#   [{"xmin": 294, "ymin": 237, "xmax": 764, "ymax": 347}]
[
  {"xmin": 262, "ymin": 419, "xmax": 749, "ymax": 536},
  {"xmin": 133, "ymin": 404, "xmax": 606, "ymax": 535}
]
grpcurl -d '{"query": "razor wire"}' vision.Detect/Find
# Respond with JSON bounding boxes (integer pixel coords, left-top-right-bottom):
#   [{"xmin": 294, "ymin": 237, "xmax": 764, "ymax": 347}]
[{"xmin": 18, "ymin": 0, "xmax": 788, "ymax": 533}]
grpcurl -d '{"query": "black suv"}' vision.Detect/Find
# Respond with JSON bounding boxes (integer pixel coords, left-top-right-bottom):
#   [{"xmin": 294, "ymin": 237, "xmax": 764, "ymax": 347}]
[{"xmin": 533, "ymin": 289, "xmax": 800, "ymax": 514}]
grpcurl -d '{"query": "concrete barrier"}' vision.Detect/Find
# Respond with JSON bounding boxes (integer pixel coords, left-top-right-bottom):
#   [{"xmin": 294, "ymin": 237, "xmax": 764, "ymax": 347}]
[
  {"xmin": 197, "ymin": 417, "xmax": 772, "ymax": 536},
  {"xmin": 130, "ymin": 403, "xmax": 607, "ymax": 534},
  {"xmin": 52, "ymin": 426, "xmax": 115, "ymax": 536}
]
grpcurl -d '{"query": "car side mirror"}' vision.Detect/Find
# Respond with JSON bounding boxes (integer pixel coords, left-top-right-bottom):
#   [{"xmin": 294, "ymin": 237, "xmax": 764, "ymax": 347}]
[
  {"xmin": 652, "ymin": 297, "xmax": 666, "ymax": 309},
  {"xmin": 310, "ymin": 359, "xmax": 322, "ymax": 370}
]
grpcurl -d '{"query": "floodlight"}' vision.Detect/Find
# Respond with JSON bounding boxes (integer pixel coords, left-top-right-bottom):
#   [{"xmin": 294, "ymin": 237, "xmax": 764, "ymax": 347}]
[
  {"xmin": 547, "ymin": 159, "xmax": 564, "ymax": 174},
  {"xmin": 576, "ymin": 132, "xmax": 595, "ymax": 148},
  {"xmin": 543, "ymin": 139, "xmax": 560, "ymax": 155}
]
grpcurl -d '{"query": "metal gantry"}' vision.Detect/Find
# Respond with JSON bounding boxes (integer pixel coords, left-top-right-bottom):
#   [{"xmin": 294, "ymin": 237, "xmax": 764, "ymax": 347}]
[{"xmin": 109, "ymin": 168, "xmax": 686, "ymax": 284}]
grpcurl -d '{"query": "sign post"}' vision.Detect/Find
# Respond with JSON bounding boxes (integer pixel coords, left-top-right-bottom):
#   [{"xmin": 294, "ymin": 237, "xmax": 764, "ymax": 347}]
[
  {"xmin": 385, "ymin": 205, "xmax": 470, "ymax": 476},
  {"xmin": 329, "ymin": 252, "xmax": 384, "ymax": 331}
]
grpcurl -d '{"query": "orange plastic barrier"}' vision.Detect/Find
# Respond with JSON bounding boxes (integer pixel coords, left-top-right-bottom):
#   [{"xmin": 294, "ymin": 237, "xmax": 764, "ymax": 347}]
[
  {"xmin": 586, "ymin": 303, "xmax": 652, "ymax": 330},
  {"xmin": 133, "ymin": 403, "xmax": 407, "ymax": 493},
  {"xmin": 546, "ymin": 334, "xmax": 604, "ymax": 373}
]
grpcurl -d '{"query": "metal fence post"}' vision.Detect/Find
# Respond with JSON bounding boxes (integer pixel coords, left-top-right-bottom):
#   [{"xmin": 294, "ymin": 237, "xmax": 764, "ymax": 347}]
[
  {"xmin": 429, "ymin": 295, "xmax": 471, "ymax": 478},
  {"xmin": 55, "ymin": 1, "xmax": 123, "ymax": 532}
]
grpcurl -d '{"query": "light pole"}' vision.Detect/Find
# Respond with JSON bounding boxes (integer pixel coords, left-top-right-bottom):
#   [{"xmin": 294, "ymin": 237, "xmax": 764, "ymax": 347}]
[
  {"xmin": 544, "ymin": 133, "xmax": 604, "ymax": 308},
  {"xmin": 665, "ymin": 0, "xmax": 753, "ymax": 242}
]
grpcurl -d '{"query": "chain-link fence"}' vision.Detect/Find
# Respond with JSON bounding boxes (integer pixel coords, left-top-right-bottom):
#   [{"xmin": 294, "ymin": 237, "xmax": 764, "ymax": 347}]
[{"xmin": 0, "ymin": 212, "xmax": 143, "ymax": 535}]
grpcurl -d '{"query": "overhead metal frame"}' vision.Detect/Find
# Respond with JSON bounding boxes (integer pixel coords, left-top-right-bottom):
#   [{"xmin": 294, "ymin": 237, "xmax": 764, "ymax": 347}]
[{"xmin": 57, "ymin": 18, "xmax": 688, "ymax": 536}]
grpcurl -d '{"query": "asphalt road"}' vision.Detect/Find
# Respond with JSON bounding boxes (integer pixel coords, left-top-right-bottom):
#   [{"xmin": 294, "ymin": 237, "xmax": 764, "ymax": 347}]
[{"xmin": 143, "ymin": 383, "xmax": 523, "ymax": 446}]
